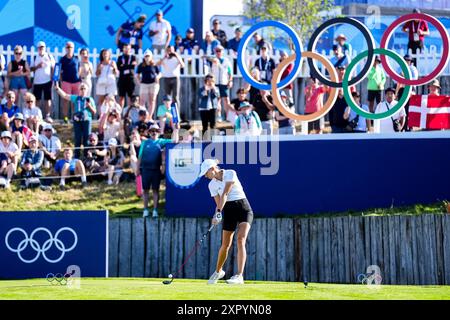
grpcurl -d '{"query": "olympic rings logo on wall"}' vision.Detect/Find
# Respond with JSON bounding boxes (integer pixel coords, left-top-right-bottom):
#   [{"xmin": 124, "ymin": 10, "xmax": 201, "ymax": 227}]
[
  {"xmin": 5, "ymin": 227, "xmax": 78, "ymax": 264},
  {"xmin": 237, "ymin": 13, "xmax": 450, "ymax": 122}
]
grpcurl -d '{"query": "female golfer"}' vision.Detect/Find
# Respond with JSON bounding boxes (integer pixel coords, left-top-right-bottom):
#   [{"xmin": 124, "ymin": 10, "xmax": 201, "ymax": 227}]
[{"xmin": 199, "ymin": 159, "xmax": 254, "ymax": 285}]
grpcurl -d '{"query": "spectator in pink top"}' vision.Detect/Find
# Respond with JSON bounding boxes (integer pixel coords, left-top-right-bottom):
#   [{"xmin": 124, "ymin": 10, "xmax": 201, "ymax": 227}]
[{"xmin": 304, "ymin": 77, "xmax": 326, "ymax": 134}]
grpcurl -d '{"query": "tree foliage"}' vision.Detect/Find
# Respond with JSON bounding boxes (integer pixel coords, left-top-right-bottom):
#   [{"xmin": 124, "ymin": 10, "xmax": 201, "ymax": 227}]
[{"xmin": 243, "ymin": 0, "xmax": 335, "ymax": 43}]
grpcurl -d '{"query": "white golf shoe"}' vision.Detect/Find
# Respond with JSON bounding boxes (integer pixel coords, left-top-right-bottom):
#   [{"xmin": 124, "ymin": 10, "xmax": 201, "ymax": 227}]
[
  {"xmin": 143, "ymin": 209, "xmax": 149, "ymax": 218},
  {"xmin": 226, "ymin": 274, "xmax": 244, "ymax": 285},
  {"xmin": 207, "ymin": 270, "xmax": 225, "ymax": 285}
]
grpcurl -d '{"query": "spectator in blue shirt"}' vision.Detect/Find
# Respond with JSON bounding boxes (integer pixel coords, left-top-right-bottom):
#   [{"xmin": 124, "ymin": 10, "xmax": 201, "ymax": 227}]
[
  {"xmin": 55, "ymin": 82, "xmax": 97, "ymax": 159},
  {"xmin": 180, "ymin": 28, "xmax": 200, "ymax": 54},
  {"xmin": 201, "ymin": 31, "xmax": 221, "ymax": 57},
  {"xmin": 59, "ymin": 41, "xmax": 81, "ymax": 122},
  {"xmin": 54, "ymin": 147, "xmax": 87, "ymax": 190},
  {"xmin": 136, "ymin": 123, "xmax": 179, "ymax": 218},
  {"xmin": 0, "ymin": 91, "xmax": 19, "ymax": 121},
  {"xmin": 20, "ymin": 135, "xmax": 45, "ymax": 188},
  {"xmin": 116, "ymin": 15, "xmax": 146, "ymax": 53},
  {"xmin": 227, "ymin": 27, "xmax": 242, "ymax": 74},
  {"xmin": 343, "ymin": 91, "xmax": 372, "ymax": 133}
]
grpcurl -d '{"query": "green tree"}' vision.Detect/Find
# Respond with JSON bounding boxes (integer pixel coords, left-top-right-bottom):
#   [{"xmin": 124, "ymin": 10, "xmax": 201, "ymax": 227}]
[{"xmin": 243, "ymin": 0, "xmax": 335, "ymax": 44}]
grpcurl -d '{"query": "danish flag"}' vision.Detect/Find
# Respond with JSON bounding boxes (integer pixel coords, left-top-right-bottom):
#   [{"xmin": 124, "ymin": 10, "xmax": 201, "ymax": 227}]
[{"xmin": 409, "ymin": 95, "xmax": 450, "ymax": 129}]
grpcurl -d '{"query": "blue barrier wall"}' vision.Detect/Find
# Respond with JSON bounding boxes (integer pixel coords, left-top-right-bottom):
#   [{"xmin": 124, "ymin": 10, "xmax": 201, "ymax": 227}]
[
  {"xmin": 0, "ymin": 210, "xmax": 108, "ymax": 279},
  {"xmin": 165, "ymin": 133, "xmax": 450, "ymax": 217}
]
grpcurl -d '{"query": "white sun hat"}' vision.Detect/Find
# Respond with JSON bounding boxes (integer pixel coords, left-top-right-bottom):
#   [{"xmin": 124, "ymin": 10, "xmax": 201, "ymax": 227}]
[{"xmin": 198, "ymin": 159, "xmax": 219, "ymax": 178}]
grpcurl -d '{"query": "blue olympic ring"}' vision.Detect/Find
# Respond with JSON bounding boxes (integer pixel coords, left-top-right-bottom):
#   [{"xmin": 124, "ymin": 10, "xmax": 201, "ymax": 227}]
[{"xmin": 237, "ymin": 20, "xmax": 303, "ymax": 91}]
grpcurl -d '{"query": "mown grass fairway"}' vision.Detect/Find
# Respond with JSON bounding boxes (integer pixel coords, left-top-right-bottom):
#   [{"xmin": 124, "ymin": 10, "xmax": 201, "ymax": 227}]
[{"xmin": 0, "ymin": 278, "xmax": 449, "ymax": 300}]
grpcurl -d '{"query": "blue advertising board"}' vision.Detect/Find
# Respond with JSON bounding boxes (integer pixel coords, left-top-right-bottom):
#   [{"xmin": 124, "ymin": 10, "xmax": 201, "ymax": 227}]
[
  {"xmin": 0, "ymin": 210, "xmax": 108, "ymax": 279},
  {"xmin": 165, "ymin": 133, "xmax": 450, "ymax": 217}
]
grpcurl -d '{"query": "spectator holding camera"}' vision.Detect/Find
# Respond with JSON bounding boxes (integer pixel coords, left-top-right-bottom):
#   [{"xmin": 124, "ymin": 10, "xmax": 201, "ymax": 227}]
[
  {"xmin": 100, "ymin": 108, "xmax": 122, "ymax": 145},
  {"xmin": 83, "ymin": 132, "xmax": 108, "ymax": 176},
  {"xmin": 374, "ymin": 87, "xmax": 405, "ymax": 134},
  {"xmin": 198, "ymin": 74, "xmax": 220, "ymax": 138},
  {"xmin": 55, "ymin": 82, "xmax": 97, "ymax": 159},
  {"xmin": 158, "ymin": 46, "xmax": 184, "ymax": 108}
]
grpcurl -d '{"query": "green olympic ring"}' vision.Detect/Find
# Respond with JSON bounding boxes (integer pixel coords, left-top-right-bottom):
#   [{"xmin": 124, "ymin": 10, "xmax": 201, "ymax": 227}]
[{"xmin": 343, "ymin": 48, "xmax": 412, "ymax": 120}]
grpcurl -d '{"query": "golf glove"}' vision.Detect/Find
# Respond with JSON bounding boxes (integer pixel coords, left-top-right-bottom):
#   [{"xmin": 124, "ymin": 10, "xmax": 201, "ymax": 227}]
[{"xmin": 212, "ymin": 211, "xmax": 222, "ymax": 225}]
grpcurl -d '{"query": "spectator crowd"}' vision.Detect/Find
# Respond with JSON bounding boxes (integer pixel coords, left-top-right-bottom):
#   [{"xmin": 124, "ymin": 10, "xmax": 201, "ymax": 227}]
[{"xmin": 0, "ymin": 9, "xmax": 444, "ymax": 217}]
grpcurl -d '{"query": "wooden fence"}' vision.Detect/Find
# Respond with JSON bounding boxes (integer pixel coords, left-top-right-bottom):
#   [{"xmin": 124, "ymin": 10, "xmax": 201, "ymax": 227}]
[{"xmin": 108, "ymin": 214, "xmax": 450, "ymax": 285}]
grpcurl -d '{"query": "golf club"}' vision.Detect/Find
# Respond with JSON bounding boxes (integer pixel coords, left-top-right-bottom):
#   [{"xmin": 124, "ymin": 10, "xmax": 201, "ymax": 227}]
[{"xmin": 162, "ymin": 224, "xmax": 215, "ymax": 285}]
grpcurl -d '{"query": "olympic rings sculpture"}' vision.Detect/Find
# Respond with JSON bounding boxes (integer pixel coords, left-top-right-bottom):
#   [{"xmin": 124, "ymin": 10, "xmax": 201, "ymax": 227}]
[
  {"xmin": 5, "ymin": 227, "xmax": 78, "ymax": 264},
  {"xmin": 237, "ymin": 13, "xmax": 450, "ymax": 122},
  {"xmin": 46, "ymin": 272, "xmax": 72, "ymax": 286}
]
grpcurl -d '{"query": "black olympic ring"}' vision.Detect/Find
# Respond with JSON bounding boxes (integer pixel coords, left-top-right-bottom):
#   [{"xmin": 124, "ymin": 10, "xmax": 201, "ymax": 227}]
[{"xmin": 307, "ymin": 17, "xmax": 376, "ymax": 88}]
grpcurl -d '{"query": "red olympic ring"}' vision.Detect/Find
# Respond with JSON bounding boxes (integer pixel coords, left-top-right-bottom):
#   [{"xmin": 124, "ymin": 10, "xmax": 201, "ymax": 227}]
[{"xmin": 380, "ymin": 13, "xmax": 450, "ymax": 86}]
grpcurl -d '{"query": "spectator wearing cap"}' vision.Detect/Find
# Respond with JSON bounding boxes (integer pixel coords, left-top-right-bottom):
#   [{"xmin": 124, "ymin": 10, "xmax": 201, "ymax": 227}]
[
  {"xmin": 253, "ymin": 33, "xmax": 272, "ymax": 55},
  {"xmin": 157, "ymin": 94, "xmax": 177, "ymax": 134},
  {"xmin": 7, "ymin": 45, "xmax": 30, "ymax": 107},
  {"xmin": 211, "ymin": 19, "xmax": 228, "ymax": 48},
  {"xmin": 206, "ymin": 45, "xmax": 233, "ymax": 122},
  {"xmin": 428, "ymin": 79, "xmax": 441, "ymax": 96},
  {"xmin": 116, "ymin": 14, "xmax": 146, "ymax": 53},
  {"xmin": 55, "ymin": 82, "xmax": 96, "ymax": 159},
  {"xmin": 198, "ymin": 74, "xmax": 220, "ymax": 138},
  {"xmin": 54, "ymin": 147, "xmax": 87, "ymax": 190},
  {"xmin": 117, "ymin": 43, "xmax": 137, "ymax": 108},
  {"xmin": 137, "ymin": 123, "xmax": 179, "ymax": 218},
  {"xmin": 396, "ymin": 54, "xmax": 419, "ymax": 131},
  {"xmin": 0, "ymin": 91, "xmax": 19, "ymax": 122},
  {"xmin": 122, "ymin": 95, "xmax": 147, "ymax": 140},
  {"xmin": 149, "ymin": 10, "xmax": 172, "ymax": 53},
  {"xmin": 137, "ymin": 49, "xmax": 161, "ymax": 119},
  {"xmin": 402, "ymin": 9, "xmax": 429, "ymax": 66},
  {"xmin": 344, "ymin": 91, "xmax": 371, "ymax": 133},
  {"xmin": 180, "ymin": 28, "xmax": 200, "ymax": 54},
  {"xmin": 22, "ymin": 92, "xmax": 42, "ymax": 134},
  {"xmin": 275, "ymin": 91, "xmax": 296, "ymax": 135},
  {"xmin": 230, "ymin": 87, "xmax": 249, "ymax": 114},
  {"xmin": 374, "ymin": 87, "xmax": 405, "ymax": 133},
  {"xmin": 305, "ymin": 77, "xmax": 327, "ymax": 134},
  {"xmin": 330, "ymin": 44, "xmax": 350, "ymax": 70},
  {"xmin": 335, "ymin": 34, "xmax": 352, "ymax": 56},
  {"xmin": 100, "ymin": 106, "xmax": 121, "ymax": 145},
  {"xmin": 20, "ymin": 135, "xmax": 44, "ymax": 189},
  {"xmin": 279, "ymin": 51, "xmax": 294, "ymax": 105},
  {"xmin": 10, "ymin": 112, "xmax": 33, "ymax": 152},
  {"xmin": 39, "ymin": 123, "xmax": 61, "ymax": 169},
  {"xmin": 59, "ymin": 41, "xmax": 81, "ymax": 123},
  {"xmin": 30, "ymin": 41, "xmax": 55, "ymax": 123},
  {"xmin": 157, "ymin": 46, "xmax": 184, "ymax": 108},
  {"xmin": 234, "ymin": 101, "xmax": 262, "ymax": 136},
  {"xmin": 254, "ymin": 44, "xmax": 276, "ymax": 84},
  {"xmin": 95, "ymin": 49, "xmax": 118, "ymax": 107},
  {"xmin": 83, "ymin": 132, "xmax": 108, "ymax": 176},
  {"xmin": 367, "ymin": 56, "xmax": 387, "ymax": 113},
  {"xmin": 202, "ymin": 31, "xmax": 221, "ymax": 59},
  {"xmin": 0, "ymin": 131, "xmax": 19, "ymax": 188},
  {"xmin": 105, "ymin": 138, "xmax": 124, "ymax": 185},
  {"xmin": 78, "ymin": 48, "xmax": 94, "ymax": 98}
]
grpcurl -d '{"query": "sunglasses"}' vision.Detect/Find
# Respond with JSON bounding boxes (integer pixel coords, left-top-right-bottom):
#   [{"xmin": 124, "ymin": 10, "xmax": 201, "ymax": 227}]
[
  {"xmin": 15, "ymin": 52, "xmax": 22, "ymax": 55},
  {"xmin": 26, "ymin": 100, "xmax": 34, "ymax": 104},
  {"xmin": 79, "ymin": 87, "xmax": 87, "ymax": 90},
  {"xmin": 7, "ymin": 96, "xmax": 13, "ymax": 99},
  {"xmin": 44, "ymin": 129, "xmax": 52, "ymax": 132},
  {"xmin": 150, "ymin": 130, "xmax": 159, "ymax": 133},
  {"xmin": 66, "ymin": 46, "xmax": 74, "ymax": 49}
]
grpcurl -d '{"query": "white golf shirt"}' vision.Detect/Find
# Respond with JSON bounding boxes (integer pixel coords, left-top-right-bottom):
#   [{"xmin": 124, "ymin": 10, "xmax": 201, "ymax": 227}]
[
  {"xmin": 31, "ymin": 53, "xmax": 55, "ymax": 84},
  {"xmin": 150, "ymin": 19, "xmax": 172, "ymax": 46},
  {"xmin": 38, "ymin": 134, "xmax": 61, "ymax": 154},
  {"xmin": 208, "ymin": 169, "xmax": 246, "ymax": 201},
  {"xmin": 374, "ymin": 100, "xmax": 406, "ymax": 133},
  {"xmin": 211, "ymin": 57, "xmax": 232, "ymax": 85}
]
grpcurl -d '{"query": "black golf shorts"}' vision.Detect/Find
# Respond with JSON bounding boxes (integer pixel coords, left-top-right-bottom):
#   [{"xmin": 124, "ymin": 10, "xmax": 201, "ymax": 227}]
[
  {"xmin": 222, "ymin": 198, "xmax": 254, "ymax": 232},
  {"xmin": 141, "ymin": 168, "xmax": 162, "ymax": 191}
]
